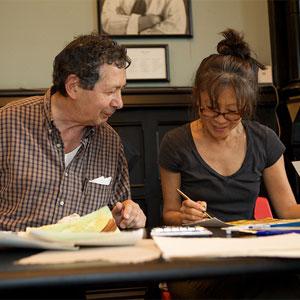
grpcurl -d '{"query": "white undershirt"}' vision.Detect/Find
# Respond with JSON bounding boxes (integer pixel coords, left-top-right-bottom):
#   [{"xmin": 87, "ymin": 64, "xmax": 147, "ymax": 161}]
[{"xmin": 64, "ymin": 145, "xmax": 81, "ymax": 167}]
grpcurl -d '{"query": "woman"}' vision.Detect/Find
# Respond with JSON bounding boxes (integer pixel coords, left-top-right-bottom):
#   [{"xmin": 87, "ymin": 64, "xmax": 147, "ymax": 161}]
[
  {"xmin": 159, "ymin": 28, "xmax": 300, "ymax": 225},
  {"xmin": 159, "ymin": 28, "xmax": 300, "ymax": 300}
]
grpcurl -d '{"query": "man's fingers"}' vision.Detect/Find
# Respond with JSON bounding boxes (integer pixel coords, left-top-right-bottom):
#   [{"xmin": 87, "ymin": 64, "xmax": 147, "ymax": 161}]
[
  {"xmin": 117, "ymin": 200, "xmax": 146, "ymax": 228},
  {"xmin": 122, "ymin": 203, "xmax": 133, "ymax": 220},
  {"xmin": 120, "ymin": 211, "xmax": 138, "ymax": 228},
  {"xmin": 112, "ymin": 201, "xmax": 123, "ymax": 213}
]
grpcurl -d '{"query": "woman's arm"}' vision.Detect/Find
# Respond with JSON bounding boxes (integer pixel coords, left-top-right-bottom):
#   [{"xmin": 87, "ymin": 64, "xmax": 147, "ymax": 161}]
[
  {"xmin": 160, "ymin": 167, "xmax": 207, "ymax": 225},
  {"xmin": 263, "ymin": 155, "xmax": 300, "ymax": 218}
]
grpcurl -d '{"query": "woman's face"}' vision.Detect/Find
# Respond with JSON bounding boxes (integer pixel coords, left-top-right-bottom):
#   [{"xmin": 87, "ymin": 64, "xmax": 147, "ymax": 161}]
[{"xmin": 199, "ymin": 87, "xmax": 242, "ymax": 140}]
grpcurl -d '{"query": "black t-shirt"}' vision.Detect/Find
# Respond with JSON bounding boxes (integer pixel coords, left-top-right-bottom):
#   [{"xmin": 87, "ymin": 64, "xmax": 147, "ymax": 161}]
[{"xmin": 159, "ymin": 120, "xmax": 285, "ymax": 221}]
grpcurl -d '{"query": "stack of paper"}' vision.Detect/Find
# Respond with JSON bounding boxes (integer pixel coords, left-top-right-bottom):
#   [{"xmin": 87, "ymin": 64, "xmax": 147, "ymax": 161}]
[
  {"xmin": 224, "ymin": 219, "xmax": 300, "ymax": 235},
  {"xmin": 153, "ymin": 233, "xmax": 300, "ymax": 260}
]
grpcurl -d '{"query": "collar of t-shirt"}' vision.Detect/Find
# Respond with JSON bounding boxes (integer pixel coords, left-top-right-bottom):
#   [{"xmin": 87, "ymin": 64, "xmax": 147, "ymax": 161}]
[{"xmin": 65, "ymin": 145, "xmax": 81, "ymax": 167}]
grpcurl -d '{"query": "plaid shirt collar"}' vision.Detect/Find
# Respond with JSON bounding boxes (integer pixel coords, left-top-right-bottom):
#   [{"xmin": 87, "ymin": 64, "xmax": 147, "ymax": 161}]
[{"xmin": 42, "ymin": 87, "xmax": 96, "ymax": 146}]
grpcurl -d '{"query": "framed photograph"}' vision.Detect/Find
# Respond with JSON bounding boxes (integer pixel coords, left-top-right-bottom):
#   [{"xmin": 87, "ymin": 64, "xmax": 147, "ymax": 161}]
[
  {"xmin": 97, "ymin": 0, "xmax": 193, "ymax": 38},
  {"xmin": 125, "ymin": 44, "xmax": 169, "ymax": 82}
]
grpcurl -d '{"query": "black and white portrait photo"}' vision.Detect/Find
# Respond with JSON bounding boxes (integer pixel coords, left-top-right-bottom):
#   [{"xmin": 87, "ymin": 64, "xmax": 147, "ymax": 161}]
[{"xmin": 98, "ymin": 0, "xmax": 192, "ymax": 37}]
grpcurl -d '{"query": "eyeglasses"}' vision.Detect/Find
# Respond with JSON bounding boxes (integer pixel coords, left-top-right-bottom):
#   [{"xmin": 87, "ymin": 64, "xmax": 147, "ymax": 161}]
[{"xmin": 200, "ymin": 107, "xmax": 241, "ymax": 121}]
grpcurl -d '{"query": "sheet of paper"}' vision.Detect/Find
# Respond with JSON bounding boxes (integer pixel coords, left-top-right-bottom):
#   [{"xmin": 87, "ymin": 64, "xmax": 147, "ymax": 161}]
[
  {"xmin": 16, "ymin": 239, "xmax": 161, "ymax": 265},
  {"xmin": 153, "ymin": 233, "xmax": 300, "ymax": 260},
  {"xmin": 184, "ymin": 217, "xmax": 230, "ymax": 228},
  {"xmin": 292, "ymin": 161, "xmax": 300, "ymax": 176}
]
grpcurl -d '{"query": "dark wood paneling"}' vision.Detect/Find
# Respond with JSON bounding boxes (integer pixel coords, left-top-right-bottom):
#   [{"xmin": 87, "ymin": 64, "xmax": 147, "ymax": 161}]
[
  {"xmin": 110, "ymin": 104, "xmax": 192, "ymax": 227},
  {"xmin": 1, "ymin": 86, "xmax": 291, "ymax": 225}
]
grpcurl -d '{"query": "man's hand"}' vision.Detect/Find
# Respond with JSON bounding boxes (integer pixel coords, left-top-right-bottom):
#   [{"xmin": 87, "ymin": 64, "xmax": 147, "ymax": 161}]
[{"xmin": 112, "ymin": 200, "xmax": 146, "ymax": 229}]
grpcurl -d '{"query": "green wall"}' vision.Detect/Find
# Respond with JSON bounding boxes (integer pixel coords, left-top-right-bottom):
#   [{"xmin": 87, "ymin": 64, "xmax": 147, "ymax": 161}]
[{"xmin": 0, "ymin": 0, "xmax": 271, "ymax": 89}]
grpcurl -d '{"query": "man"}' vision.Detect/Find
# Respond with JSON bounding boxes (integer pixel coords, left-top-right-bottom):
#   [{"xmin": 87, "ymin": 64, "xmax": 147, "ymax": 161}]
[
  {"xmin": 101, "ymin": 0, "xmax": 187, "ymax": 35},
  {"xmin": 0, "ymin": 33, "xmax": 146, "ymax": 231}
]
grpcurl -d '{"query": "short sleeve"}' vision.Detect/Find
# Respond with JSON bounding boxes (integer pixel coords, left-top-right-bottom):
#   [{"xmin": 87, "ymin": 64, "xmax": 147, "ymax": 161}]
[
  {"xmin": 265, "ymin": 126, "xmax": 286, "ymax": 167},
  {"xmin": 159, "ymin": 128, "xmax": 183, "ymax": 172}
]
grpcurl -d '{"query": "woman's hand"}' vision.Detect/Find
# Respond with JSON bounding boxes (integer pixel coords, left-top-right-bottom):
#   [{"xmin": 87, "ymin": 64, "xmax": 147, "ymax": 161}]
[{"xmin": 180, "ymin": 199, "xmax": 208, "ymax": 224}]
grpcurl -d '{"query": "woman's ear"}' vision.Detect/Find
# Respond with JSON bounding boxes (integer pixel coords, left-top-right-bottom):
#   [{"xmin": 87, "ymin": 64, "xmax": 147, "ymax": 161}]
[{"xmin": 65, "ymin": 74, "xmax": 80, "ymax": 98}]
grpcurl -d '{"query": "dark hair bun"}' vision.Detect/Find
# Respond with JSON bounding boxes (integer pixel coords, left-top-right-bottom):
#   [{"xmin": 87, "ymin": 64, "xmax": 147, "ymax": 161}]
[{"xmin": 217, "ymin": 28, "xmax": 251, "ymax": 59}]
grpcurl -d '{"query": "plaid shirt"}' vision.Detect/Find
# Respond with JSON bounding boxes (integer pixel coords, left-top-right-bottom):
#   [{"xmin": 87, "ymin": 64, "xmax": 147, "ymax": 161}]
[{"xmin": 0, "ymin": 89, "xmax": 130, "ymax": 231}]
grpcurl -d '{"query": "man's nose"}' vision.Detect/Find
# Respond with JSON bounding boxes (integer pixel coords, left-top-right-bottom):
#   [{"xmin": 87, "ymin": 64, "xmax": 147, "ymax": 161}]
[{"xmin": 112, "ymin": 90, "xmax": 123, "ymax": 109}]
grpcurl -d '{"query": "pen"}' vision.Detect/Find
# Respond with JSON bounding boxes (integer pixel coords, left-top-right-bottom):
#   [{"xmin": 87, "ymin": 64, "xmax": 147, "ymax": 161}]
[
  {"xmin": 256, "ymin": 230, "xmax": 300, "ymax": 236},
  {"xmin": 176, "ymin": 188, "xmax": 213, "ymax": 219}
]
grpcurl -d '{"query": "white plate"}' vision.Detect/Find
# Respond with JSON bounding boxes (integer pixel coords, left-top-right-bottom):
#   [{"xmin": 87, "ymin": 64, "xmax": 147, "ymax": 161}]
[
  {"xmin": 27, "ymin": 229, "xmax": 145, "ymax": 246},
  {"xmin": 0, "ymin": 231, "xmax": 77, "ymax": 250}
]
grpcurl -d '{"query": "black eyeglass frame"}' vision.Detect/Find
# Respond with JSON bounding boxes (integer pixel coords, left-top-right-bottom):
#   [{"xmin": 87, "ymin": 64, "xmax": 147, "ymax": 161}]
[{"xmin": 199, "ymin": 107, "xmax": 242, "ymax": 121}]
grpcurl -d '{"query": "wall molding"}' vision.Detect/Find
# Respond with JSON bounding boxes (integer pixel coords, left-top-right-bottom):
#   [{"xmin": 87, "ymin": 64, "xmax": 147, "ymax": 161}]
[{"xmin": 0, "ymin": 85, "xmax": 276, "ymax": 108}]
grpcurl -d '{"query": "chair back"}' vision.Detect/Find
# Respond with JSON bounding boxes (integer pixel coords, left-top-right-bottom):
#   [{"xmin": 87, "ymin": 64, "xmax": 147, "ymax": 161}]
[{"xmin": 254, "ymin": 197, "xmax": 273, "ymax": 219}]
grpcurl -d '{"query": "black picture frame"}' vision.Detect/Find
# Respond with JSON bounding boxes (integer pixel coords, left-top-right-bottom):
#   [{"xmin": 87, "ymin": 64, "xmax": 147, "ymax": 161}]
[
  {"xmin": 97, "ymin": 0, "xmax": 193, "ymax": 38},
  {"xmin": 124, "ymin": 44, "xmax": 169, "ymax": 82}
]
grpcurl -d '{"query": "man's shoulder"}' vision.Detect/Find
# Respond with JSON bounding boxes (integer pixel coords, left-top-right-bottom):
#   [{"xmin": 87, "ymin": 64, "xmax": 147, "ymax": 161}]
[
  {"xmin": 0, "ymin": 96, "xmax": 44, "ymax": 113},
  {"xmin": 95, "ymin": 122, "xmax": 121, "ymax": 141}
]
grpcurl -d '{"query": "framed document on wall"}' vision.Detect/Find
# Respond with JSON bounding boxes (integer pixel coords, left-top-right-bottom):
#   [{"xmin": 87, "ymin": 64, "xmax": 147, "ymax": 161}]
[
  {"xmin": 98, "ymin": 0, "xmax": 193, "ymax": 38},
  {"xmin": 125, "ymin": 44, "xmax": 169, "ymax": 82}
]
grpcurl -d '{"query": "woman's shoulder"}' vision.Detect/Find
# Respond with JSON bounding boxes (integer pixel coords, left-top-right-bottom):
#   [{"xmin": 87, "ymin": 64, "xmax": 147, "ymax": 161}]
[
  {"xmin": 244, "ymin": 119, "xmax": 284, "ymax": 153},
  {"xmin": 243, "ymin": 119, "xmax": 278, "ymax": 138},
  {"xmin": 159, "ymin": 123, "xmax": 192, "ymax": 169},
  {"xmin": 162, "ymin": 123, "xmax": 191, "ymax": 143}
]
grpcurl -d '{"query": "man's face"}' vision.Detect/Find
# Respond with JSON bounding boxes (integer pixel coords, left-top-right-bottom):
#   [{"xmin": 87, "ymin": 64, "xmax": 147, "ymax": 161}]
[{"xmin": 75, "ymin": 63, "xmax": 126, "ymax": 126}]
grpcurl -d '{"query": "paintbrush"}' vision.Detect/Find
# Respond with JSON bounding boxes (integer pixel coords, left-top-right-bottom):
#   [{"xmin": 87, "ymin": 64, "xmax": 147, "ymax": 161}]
[{"xmin": 176, "ymin": 188, "xmax": 213, "ymax": 219}]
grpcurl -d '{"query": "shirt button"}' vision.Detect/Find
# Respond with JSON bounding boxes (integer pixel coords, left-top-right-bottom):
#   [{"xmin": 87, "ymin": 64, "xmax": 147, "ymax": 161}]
[
  {"xmin": 59, "ymin": 201, "xmax": 64, "ymax": 206},
  {"xmin": 56, "ymin": 143, "xmax": 61, "ymax": 148},
  {"xmin": 65, "ymin": 172, "xmax": 68, "ymax": 177}
]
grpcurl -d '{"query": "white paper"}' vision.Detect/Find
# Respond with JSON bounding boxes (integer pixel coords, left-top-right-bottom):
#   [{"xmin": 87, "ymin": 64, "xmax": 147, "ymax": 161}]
[
  {"xmin": 153, "ymin": 233, "xmax": 300, "ymax": 260},
  {"xmin": 126, "ymin": 47, "xmax": 166, "ymax": 80},
  {"xmin": 89, "ymin": 176, "xmax": 112, "ymax": 185},
  {"xmin": 292, "ymin": 161, "xmax": 300, "ymax": 176},
  {"xmin": 16, "ymin": 239, "xmax": 161, "ymax": 265}
]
